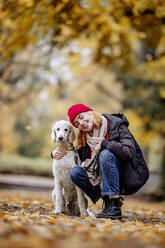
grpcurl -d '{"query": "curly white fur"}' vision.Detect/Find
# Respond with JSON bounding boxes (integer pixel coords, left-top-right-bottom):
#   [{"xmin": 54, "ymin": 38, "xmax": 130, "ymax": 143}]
[{"xmin": 51, "ymin": 120, "xmax": 89, "ymax": 217}]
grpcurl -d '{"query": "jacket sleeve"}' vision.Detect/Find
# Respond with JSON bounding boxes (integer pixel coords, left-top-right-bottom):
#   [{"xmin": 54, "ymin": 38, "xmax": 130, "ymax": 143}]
[{"xmin": 101, "ymin": 124, "xmax": 136, "ymax": 162}]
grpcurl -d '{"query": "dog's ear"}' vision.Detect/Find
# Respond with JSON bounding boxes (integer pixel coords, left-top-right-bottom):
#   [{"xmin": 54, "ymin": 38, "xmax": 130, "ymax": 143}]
[
  {"xmin": 69, "ymin": 126, "xmax": 76, "ymax": 143},
  {"xmin": 51, "ymin": 128, "xmax": 56, "ymax": 143}
]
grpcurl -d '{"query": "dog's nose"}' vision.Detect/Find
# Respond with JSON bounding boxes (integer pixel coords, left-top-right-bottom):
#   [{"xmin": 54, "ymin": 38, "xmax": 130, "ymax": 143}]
[{"xmin": 58, "ymin": 136, "xmax": 63, "ymax": 141}]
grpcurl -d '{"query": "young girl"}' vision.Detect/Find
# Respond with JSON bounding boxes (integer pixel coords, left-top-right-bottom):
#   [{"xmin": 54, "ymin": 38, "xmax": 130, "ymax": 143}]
[{"xmin": 52, "ymin": 104, "xmax": 149, "ymax": 219}]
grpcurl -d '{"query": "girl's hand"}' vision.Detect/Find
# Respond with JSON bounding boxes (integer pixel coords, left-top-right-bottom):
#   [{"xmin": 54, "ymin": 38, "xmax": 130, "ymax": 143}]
[{"xmin": 52, "ymin": 148, "xmax": 66, "ymax": 160}]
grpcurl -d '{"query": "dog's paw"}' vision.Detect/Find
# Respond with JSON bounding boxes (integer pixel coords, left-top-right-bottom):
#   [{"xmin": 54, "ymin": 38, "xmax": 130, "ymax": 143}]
[
  {"xmin": 80, "ymin": 211, "xmax": 89, "ymax": 217},
  {"xmin": 87, "ymin": 209, "xmax": 96, "ymax": 217},
  {"xmin": 52, "ymin": 209, "xmax": 62, "ymax": 215}
]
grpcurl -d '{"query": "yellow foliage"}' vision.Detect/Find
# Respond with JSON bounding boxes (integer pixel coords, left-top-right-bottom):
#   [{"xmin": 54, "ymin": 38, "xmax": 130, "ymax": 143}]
[
  {"xmin": 18, "ymin": 0, "xmax": 34, "ymax": 8},
  {"xmin": 0, "ymin": 0, "xmax": 165, "ymax": 79},
  {"xmin": 0, "ymin": 0, "xmax": 165, "ymax": 157},
  {"xmin": 139, "ymin": 57, "xmax": 165, "ymax": 81},
  {"xmin": 125, "ymin": 110, "xmax": 156, "ymax": 147},
  {"xmin": 0, "ymin": 190, "xmax": 165, "ymax": 248}
]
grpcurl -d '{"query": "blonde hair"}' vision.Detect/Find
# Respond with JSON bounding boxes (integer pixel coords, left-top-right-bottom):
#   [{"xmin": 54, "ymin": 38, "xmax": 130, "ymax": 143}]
[{"xmin": 76, "ymin": 111, "xmax": 102, "ymax": 149}]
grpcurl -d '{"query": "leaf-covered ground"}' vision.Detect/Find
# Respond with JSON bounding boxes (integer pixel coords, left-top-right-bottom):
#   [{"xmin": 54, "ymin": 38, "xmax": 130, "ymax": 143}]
[{"xmin": 0, "ymin": 189, "xmax": 165, "ymax": 248}]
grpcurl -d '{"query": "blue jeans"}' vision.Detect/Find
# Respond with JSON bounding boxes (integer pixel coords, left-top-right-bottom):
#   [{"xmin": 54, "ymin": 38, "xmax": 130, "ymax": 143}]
[{"xmin": 70, "ymin": 149, "xmax": 120, "ymax": 204}]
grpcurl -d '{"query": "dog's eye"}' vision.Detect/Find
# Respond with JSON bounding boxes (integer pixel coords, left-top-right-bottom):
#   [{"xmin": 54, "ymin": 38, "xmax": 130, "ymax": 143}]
[
  {"xmin": 64, "ymin": 128, "xmax": 68, "ymax": 131},
  {"xmin": 57, "ymin": 128, "xmax": 60, "ymax": 131}
]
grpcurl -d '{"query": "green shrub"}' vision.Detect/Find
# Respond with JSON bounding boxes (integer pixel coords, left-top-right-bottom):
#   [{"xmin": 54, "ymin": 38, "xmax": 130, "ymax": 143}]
[{"xmin": 0, "ymin": 154, "xmax": 52, "ymax": 177}]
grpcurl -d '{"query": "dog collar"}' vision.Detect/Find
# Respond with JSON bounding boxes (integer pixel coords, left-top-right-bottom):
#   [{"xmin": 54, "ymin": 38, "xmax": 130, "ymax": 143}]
[{"xmin": 59, "ymin": 146, "xmax": 74, "ymax": 151}]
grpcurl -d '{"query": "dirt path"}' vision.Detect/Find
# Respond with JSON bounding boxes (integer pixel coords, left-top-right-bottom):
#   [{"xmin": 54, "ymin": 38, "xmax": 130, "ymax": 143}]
[
  {"xmin": 0, "ymin": 189, "xmax": 165, "ymax": 248},
  {"xmin": 0, "ymin": 174, "xmax": 54, "ymax": 191}
]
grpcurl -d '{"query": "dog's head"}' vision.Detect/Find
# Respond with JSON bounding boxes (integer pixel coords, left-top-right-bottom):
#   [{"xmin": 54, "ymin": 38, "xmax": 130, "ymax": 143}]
[{"xmin": 51, "ymin": 120, "xmax": 76, "ymax": 145}]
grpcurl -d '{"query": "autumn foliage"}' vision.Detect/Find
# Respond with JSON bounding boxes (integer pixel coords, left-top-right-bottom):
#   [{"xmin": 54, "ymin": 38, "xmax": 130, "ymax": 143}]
[
  {"xmin": 0, "ymin": 0, "xmax": 165, "ymax": 194},
  {"xmin": 0, "ymin": 190, "xmax": 165, "ymax": 248}
]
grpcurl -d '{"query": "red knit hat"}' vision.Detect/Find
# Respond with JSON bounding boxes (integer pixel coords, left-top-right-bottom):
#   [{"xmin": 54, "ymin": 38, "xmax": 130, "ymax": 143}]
[{"xmin": 68, "ymin": 104, "xmax": 93, "ymax": 127}]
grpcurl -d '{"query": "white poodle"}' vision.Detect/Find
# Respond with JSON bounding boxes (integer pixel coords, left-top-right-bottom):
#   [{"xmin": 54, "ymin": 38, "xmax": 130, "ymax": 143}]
[{"xmin": 51, "ymin": 120, "xmax": 89, "ymax": 217}]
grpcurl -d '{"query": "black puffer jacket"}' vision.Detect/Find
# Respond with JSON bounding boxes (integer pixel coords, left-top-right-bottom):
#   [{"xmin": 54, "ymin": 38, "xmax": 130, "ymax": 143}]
[{"xmin": 78, "ymin": 113, "xmax": 149, "ymax": 195}]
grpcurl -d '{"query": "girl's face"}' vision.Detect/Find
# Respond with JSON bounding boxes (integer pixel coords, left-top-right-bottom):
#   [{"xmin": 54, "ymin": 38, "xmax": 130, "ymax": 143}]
[{"xmin": 74, "ymin": 111, "xmax": 94, "ymax": 132}]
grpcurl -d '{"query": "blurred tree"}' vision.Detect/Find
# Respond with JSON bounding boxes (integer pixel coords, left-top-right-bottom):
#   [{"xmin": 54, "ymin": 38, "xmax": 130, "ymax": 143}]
[
  {"xmin": 121, "ymin": 73, "xmax": 165, "ymax": 197},
  {"xmin": 0, "ymin": 0, "xmax": 165, "ymax": 69},
  {"xmin": 1, "ymin": 0, "xmax": 165, "ymax": 124},
  {"xmin": 0, "ymin": 103, "xmax": 19, "ymax": 154},
  {"xmin": 15, "ymin": 117, "xmax": 48, "ymax": 158},
  {"xmin": 1, "ymin": 0, "xmax": 165, "ymax": 195}
]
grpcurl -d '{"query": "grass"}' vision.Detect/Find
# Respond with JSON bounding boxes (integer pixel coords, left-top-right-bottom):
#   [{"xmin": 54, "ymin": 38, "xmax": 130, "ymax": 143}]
[{"xmin": 0, "ymin": 154, "xmax": 52, "ymax": 177}]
